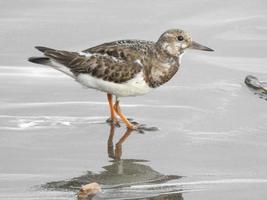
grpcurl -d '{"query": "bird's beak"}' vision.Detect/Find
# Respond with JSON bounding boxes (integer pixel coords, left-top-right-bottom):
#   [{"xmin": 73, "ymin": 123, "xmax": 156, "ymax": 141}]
[{"xmin": 189, "ymin": 41, "xmax": 214, "ymax": 52}]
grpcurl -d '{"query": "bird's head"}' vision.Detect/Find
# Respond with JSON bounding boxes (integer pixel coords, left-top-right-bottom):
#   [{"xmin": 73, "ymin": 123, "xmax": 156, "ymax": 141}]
[{"xmin": 156, "ymin": 29, "xmax": 214, "ymax": 57}]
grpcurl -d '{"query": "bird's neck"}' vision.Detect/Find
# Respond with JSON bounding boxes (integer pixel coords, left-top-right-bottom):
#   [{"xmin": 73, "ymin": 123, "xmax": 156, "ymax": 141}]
[{"xmin": 144, "ymin": 50, "xmax": 181, "ymax": 88}]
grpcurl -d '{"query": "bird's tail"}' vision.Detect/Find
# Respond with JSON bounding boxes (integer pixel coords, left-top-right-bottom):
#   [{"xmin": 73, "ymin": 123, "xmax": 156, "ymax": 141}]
[
  {"xmin": 29, "ymin": 46, "xmax": 78, "ymax": 65},
  {"xmin": 28, "ymin": 46, "xmax": 56, "ymax": 65},
  {"xmin": 28, "ymin": 46, "xmax": 78, "ymax": 78}
]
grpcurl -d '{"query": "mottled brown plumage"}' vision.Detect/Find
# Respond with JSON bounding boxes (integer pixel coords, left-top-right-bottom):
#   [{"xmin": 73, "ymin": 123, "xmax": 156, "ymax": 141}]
[
  {"xmin": 41, "ymin": 40, "xmax": 176, "ymax": 87},
  {"xmin": 29, "ymin": 28, "xmax": 213, "ymax": 130},
  {"xmin": 44, "ymin": 50, "xmax": 142, "ymax": 83}
]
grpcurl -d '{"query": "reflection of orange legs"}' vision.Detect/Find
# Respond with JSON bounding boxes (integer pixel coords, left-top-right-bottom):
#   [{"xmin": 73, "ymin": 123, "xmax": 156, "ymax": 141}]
[
  {"xmin": 107, "ymin": 124, "xmax": 133, "ymax": 160},
  {"xmin": 115, "ymin": 129, "xmax": 132, "ymax": 159},
  {"xmin": 107, "ymin": 124, "xmax": 115, "ymax": 159},
  {"xmin": 113, "ymin": 99, "xmax": 135, "ymax": 130},
  {"xmin": 107, "ymin": 94, "xmax": 119, "ymax": 126}
]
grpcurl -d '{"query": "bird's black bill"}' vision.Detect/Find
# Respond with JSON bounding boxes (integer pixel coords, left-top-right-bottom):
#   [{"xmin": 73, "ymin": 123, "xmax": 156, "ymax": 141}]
[{"xmin": 189, "ymin": 41, "xmax": 214, "ymax": 52}]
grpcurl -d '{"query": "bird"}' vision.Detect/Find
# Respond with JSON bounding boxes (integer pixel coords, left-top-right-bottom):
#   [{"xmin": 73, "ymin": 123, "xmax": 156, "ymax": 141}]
[{"xmin": 28, "ymin": 28, "xmax": 214, "ymax": 130}]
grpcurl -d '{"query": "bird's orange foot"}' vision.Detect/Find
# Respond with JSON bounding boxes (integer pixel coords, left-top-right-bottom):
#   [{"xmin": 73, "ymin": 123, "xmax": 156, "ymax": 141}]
[{"xmin": 106, "ymin": 117, "xmax": 120, "ymax": 127}]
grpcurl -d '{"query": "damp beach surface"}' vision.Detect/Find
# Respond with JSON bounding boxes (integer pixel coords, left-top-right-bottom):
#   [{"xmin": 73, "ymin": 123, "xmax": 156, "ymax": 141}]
[{"xmin": 0, "ymin": 0, "xmax": 267, "ymax": 199}]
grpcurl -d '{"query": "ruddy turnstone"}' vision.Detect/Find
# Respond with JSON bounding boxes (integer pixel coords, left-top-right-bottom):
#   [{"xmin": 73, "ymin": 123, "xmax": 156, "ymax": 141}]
[{"xmin": 29, "ymin": 29, "xmax": 214, "ymax": 130}]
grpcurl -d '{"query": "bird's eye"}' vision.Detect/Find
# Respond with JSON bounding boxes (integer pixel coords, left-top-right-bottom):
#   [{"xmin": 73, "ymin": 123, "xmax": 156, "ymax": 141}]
[{"xmin": 177, "ymin": 36, "xmax": 184, "ymax": 41}]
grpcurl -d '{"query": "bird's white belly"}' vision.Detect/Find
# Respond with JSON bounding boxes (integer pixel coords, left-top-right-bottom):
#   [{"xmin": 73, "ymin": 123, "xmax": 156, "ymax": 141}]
[{"xmin": 76, "ymin": 72, "xmax": 153, "ymax": 97}]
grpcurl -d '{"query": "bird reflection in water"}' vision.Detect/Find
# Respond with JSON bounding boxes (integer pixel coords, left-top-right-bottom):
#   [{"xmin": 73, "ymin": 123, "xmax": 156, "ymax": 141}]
[{"xmin": 44, "ymin": 125, "xmax": 183, "ymax": 199}]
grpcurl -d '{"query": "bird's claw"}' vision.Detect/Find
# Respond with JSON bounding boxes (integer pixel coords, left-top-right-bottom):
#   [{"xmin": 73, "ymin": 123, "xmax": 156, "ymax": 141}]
[{"xmin": 127, "ymin": 118, "xmax": 134, "ymax": 122}]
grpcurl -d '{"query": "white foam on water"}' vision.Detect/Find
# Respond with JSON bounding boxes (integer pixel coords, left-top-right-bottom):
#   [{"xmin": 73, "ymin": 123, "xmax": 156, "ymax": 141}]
[
  {"xmin": 0, "ymin": 115, "xmax": 107, "ymax": 130},
  {"xmin": 18, "ymin": 120, "xmax": 42, "ymax": 129}
]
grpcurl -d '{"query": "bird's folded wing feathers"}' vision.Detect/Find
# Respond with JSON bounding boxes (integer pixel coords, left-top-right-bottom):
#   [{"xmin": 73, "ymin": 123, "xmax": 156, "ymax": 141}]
[
  {"xmin": 44, "ymin": 49, "xmax": 142, "ymax": 83},
  {"xmin": 83, "ymin": 40, "xmax": 155, "ymax": 62}
]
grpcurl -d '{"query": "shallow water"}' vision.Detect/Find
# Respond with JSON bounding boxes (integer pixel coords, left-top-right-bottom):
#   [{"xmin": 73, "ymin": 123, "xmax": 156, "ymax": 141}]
[{"xmin": 0, "ymin": 0, "xmax": 267, "ymax": 199}]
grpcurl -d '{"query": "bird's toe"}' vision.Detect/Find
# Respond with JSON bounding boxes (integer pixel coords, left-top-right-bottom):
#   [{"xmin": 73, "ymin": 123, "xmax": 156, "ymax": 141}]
[
  {"xmin": 128, "ymin": 123, "xmax": 159, "ymax": 133},
  {"xmin": 106, "ymin": 118, "xmax": 121, "ymax": 127}
]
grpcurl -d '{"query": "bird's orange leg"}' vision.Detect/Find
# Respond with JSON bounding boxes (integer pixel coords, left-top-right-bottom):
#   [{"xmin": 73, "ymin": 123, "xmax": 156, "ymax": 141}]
[
  {"xmin": 113, "ymin": 99, "xmax": 135, "ymax": 130},
  {"xmin": 107, "ymin": 94, "xmax": 119, "ymax": 126}
]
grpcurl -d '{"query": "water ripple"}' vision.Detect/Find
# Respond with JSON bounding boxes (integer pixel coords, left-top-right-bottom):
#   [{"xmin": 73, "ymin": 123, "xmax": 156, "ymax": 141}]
[{"xmin": 0, "ymin": 115, "xmax": 107, "ymax": 130}]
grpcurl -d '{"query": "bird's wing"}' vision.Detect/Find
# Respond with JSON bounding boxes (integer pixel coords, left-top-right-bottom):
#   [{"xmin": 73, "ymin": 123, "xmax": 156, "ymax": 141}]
[
  {"xmin": 43, "ymin": 48, "xmax": 142, "ymax": 83},
  {"xmin": 83, "ymin": 40, "xmax": 155, "ymax": 61}
]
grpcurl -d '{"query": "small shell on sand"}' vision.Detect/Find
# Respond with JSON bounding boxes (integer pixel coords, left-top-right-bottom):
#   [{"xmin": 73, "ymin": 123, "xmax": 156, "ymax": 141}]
[{"xmin": 77, "ymin": 182, "xmax": 101, "ymax": 199}]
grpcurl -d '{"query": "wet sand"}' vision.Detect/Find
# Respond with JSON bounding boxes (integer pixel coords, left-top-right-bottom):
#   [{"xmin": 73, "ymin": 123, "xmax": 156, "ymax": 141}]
[{"xmin": 0, "ymin": 0, "xmax": 267, "ymax": 199}]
